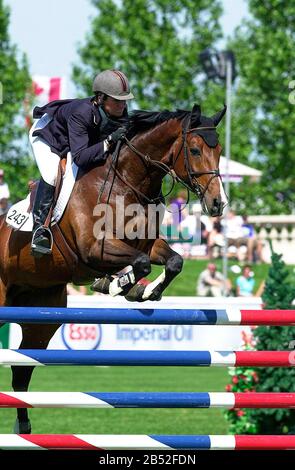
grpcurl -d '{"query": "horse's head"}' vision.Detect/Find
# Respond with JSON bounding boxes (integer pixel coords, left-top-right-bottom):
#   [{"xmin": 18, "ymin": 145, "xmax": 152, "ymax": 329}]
[
  {"xmin": 125, "ymin": 105, "xmax": 228, "ymax": 216},
  {"xmin": 169, "ymin": 104, "xmax": 228, "ymax": 216}
]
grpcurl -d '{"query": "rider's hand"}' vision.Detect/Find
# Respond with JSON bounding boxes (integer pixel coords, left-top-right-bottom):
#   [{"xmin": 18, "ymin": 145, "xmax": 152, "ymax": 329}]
[{"xmin": 107, "ymin": 127, "xmax": 127, "ymax": 147}]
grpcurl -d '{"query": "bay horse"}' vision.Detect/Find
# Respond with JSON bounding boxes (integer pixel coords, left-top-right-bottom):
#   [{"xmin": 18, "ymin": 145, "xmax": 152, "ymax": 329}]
[{"xmin": 0, "ymin": 103, "xmax": 227, "ymax": 433}]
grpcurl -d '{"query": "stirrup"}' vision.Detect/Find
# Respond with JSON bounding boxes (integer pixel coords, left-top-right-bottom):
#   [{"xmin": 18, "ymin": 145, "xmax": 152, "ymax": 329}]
[{"xmin": 31, "ymin": 226, "xmax": 53, "ymax": 257}]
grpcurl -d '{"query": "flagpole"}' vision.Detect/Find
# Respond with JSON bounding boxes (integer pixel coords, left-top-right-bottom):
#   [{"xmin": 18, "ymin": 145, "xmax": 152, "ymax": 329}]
[
  {"xmin": 222, "ymin": 57, "xmax": 232, "ymax": 294},
  {"xmin": 199, "ymin": 49, "xmax": 235, "ymax": 295}
]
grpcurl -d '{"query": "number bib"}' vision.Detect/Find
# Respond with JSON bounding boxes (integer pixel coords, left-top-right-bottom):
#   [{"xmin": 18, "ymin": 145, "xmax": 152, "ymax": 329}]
[{"xmin": 6, "ymin": 195, "xmax": 33, "ymax": 231}]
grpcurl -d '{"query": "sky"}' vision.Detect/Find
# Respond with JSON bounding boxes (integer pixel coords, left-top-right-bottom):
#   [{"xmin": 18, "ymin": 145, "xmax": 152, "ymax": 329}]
[{"xmin": 6, "ymin": 0, "xmax": 249, "ymax": 97}]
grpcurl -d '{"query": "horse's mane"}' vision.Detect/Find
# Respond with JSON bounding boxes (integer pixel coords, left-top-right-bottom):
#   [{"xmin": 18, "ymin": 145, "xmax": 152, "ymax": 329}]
[
  {"xmin": 127, "ymin": 106, "xmax": 218, "ymax": 147},
  {"xmin": 127, "ymin": 107, "xmax": 202, "ymax": 136}
]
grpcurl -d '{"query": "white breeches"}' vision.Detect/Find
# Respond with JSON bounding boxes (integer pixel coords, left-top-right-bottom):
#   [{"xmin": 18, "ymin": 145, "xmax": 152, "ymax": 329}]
[{"xmin": 29, "ymin": 113, "xmax": 60, "ymax": 186}]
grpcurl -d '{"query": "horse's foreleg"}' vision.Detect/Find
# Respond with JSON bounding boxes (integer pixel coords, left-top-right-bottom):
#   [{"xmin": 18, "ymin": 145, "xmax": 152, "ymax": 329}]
[
  {"xmin": 137, "ymin": 238, "xmax": 183, "ymax": 301},
  {"xmin": 12, "ymin": 323, "xmax": 60, "ymax": 434},
  {"xmin": 8, "ymin": 284, "xmax": 67, "ymax": 434},
  {"xmin": 90, "ymin": 240, "xmax": 151, "ymax": 296},
  {"xmin": 12, "ymin": 365, "xmax": 34, "ymax": 434}
]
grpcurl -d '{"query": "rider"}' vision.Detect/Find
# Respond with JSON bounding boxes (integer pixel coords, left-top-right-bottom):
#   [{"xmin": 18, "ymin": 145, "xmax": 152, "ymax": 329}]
[{"xmin": 29, "ymin": 69, "xmax": 134, "ymax": 257}]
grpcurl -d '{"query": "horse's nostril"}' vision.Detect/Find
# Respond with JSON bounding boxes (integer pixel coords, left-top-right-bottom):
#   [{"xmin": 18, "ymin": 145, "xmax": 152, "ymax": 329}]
[{"xmin": 211, "ymin": 198, "xmax": 224, "ymax": 217}]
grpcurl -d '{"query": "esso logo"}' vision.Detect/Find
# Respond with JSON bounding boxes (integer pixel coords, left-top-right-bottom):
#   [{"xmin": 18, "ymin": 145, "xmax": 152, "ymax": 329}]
[{"xmin": 61, "ymin": 323, "xmax": 102, "ymax": 350}]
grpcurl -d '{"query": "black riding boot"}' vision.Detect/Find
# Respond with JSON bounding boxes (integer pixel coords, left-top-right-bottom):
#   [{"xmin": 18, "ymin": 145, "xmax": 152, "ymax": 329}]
[{"xmin": 31, "ymin": 178, "xmax": 55, "ymax": 257}]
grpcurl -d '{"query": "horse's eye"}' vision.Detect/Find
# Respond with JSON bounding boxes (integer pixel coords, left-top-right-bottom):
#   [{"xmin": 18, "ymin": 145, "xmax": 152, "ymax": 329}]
[{"xmin": 190, "ymin": 148, "xmax": 201, "ymax": 157}]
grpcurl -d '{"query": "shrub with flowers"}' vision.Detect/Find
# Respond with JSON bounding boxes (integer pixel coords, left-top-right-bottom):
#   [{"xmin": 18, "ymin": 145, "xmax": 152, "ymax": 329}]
[
  {"xmin": 224, "ymin": 330, "xmax": 259, "ymax": 434},
  {"xmin": 225, "ymin": 246, "xmax": 295, "ymax": 434}
]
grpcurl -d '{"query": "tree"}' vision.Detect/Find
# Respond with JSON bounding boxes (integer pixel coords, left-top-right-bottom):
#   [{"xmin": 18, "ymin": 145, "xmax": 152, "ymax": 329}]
[
  {"xmin": 0, "ymin": 0, "xmax": 34, "ymax": 201},
  {"xmin": 225, "ymin": 0, "xmax": 295, "ymax": 214},
  {"xmin": 225, "ymin": 244, "xmax": 295, "ymax": 434},
  {"xmin": 73, "ymin": 0, "xmax": 223, "ymax": 110},
  {"xmin": 249, "ymin": 246, "xmax": 295, "ymax": 434}
]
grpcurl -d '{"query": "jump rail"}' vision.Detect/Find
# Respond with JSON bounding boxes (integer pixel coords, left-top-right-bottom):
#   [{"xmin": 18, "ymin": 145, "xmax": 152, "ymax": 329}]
[
  {"xmin": 0, "ymin": 434, "xmax": 295, "ymax": 450},
  {"xmin": 1, "ymin": 305, "xmax": 294, "ymax": 449},
  {"xmin": 0, "ymin": 349, "xmax": 294, "ymax": 367},
  {"xmin": 0, "ymin": 391, "xmax": 295, "ymax": 409},
  {"xmin": 0, "ymin": 306, "xmax": 294, "ymax": 325}
]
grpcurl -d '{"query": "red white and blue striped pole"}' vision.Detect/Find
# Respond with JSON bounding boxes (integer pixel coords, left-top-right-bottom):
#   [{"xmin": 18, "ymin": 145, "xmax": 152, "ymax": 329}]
[
  {"xmin": 0, "ymin": 306, "xmax": 294, "ymax": 325},
  {"xmin": 0, "ymin": 391, "xmax": 294, "ymax": 409},
  {"xmin": 0, "ymin": 349, "xmax": 294, "ymax": 367},
  {"xmin": 0, "ymin": 434, "xmax": 295, "ymax": 450}
]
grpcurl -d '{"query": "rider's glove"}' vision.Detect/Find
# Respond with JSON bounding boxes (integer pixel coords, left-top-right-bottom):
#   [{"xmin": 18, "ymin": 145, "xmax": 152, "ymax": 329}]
[{"xmin": 106, "ymin": 127, "xmax": 127, "ymax": 148}]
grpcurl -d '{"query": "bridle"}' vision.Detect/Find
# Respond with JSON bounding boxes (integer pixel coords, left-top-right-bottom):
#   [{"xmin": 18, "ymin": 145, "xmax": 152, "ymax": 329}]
[
  {"xmin": 99, "ymin": 111, "xmax": 221, "ymax": 206},
  {"xmin": 173, "ymin": 113, "xmax": 221, "ymax": 202}
]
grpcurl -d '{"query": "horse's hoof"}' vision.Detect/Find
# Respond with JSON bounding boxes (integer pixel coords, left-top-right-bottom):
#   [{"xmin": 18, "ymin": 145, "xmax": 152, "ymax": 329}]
[
  {"xmin": 148, "ymin": 294, "xmax": 162, "ymax": 301},
  {"xmin": 125, "ymin": 284, "xmax": 146, "ymax": 302},
  {"xmin": 13, "ymin": 418, "xmax": 32, "ymax": 434},
  {"xmin": 147, "ymin": 286, "xmax": 163, "ymax": 301},
  {"xmin": 90, "ymin": 275, "xmax": 112, "ymax": 294}
]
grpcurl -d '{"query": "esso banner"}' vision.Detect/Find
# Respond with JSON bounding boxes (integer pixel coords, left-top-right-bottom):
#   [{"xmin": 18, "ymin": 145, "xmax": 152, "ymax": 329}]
[
  {"xmin": 9, "ymin": 296, "xmax": 258, "ymax": 351},
  {"xmin": 10, "ymin": 323, "xmax": 242, "ymax": 350},
  {"xmin": 61, "ymin": 324, "xmax": 102, "ymax": 350},
  {"xmin": 48, "ymin": 324, "xmax": 196, "ymax": 351}
]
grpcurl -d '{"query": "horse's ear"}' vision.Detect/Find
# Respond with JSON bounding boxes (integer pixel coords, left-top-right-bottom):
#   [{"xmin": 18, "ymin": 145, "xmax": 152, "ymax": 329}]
[
  {"xmin": 191, "ymin": 104, "xmax": 201, "ymax": 125},
  {"xmin": 211, "ymin": 104, "xmax": 227, "ymax": 126},
  {"xmin": 192, "ymin": 104, "xmax": 201, "ymax": 117}
]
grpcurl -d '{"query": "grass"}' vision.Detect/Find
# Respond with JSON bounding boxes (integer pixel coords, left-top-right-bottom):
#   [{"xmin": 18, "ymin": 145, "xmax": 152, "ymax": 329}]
[
  {"xmin": 85, "ymin": 258, "xmax": 274, "ymax": 296},
  {"xmin": 0, "ymin": 366, "xmax": 229, "ymax": 434},
  {"xmin": 149, "ymin": 258, "xmax": 272, "ymax": 296}
]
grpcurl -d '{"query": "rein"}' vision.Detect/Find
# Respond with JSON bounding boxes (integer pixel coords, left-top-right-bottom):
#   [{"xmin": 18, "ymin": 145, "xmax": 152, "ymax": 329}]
[
  {"xmin": 97, "ymin": 112, "xmax": 223, "ymax": 260},
  {"xmin": 115, "ymin": 138, "xmax": 176, "ymax": 204},
  {"xmin": 110, "ymin": 114, "xmax": 221, "ymax": 206}
]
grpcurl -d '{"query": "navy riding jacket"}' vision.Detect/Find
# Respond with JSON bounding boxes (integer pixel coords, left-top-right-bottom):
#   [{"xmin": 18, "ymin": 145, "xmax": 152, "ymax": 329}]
[{"xmin": 32, "ymin": 97, "xmax": 127, "ymax": 169}]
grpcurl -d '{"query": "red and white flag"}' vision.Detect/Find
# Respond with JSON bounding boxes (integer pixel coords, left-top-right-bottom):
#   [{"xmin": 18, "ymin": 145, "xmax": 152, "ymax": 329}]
[
  {"xmin": 32, "ymin": 75, "xmax": 67, "ymax": 105},
  {"xmin": 25, "ymin": 76, "xmax": 67, "ymax": 127}
]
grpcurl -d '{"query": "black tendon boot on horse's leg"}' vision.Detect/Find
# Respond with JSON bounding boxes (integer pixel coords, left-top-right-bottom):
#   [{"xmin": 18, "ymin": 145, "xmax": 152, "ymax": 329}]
[
  {"xmin": 31, "ymin": 177, "xmax": 55, "ymax": 258},
  {"xmin": 11, "ymin": 365, "xmax": 34, "ymax": 434},
  {"xmin": 91, "ymin": 249, "xmax": 151, "ymax": 299}
]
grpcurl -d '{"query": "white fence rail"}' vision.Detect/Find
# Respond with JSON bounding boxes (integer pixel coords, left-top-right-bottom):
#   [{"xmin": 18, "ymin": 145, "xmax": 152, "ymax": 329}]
[{"xmin": 248, "ymin": 215, "xmax": 295, "ymax": 264}]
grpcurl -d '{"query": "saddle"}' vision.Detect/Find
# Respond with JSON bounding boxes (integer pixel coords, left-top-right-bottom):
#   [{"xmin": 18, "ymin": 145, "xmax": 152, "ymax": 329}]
[{"xmin": 6, "ymin": 157, "xmax": 79, "ymax": 271}]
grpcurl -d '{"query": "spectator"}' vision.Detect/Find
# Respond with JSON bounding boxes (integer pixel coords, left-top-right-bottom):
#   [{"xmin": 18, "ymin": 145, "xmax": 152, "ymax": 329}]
[
  {"xmin": 223, "ymin": 209, "xmax": 244, "ymax": 242},
  {"xmin": 236, "ymin": 265, "xmax": 255, "ymax": 297},
  {"xmin": 179, "ymin": 207, "xmax": 198, "ymax": 241},
  {"xmin": 197, "ymin": 262, "xmax": 231, "ymax": 297},
  {"xmin": 200, "ymin": 220, "xmax": 209, "ymax": 246},
  {"xmin": 207, "ymin": 216, "xmax": 224, "ymax": 258},
  {"xmin": 222, "ymin": 210, "xmax": 261, "ymax": 262},
  {"xmin": 242, "ymin": 215, "xmax": 264, "ymax": 263},
  {"xmin": 170, "ymin": 190, "xmax": 187, "ymax": 227}
]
